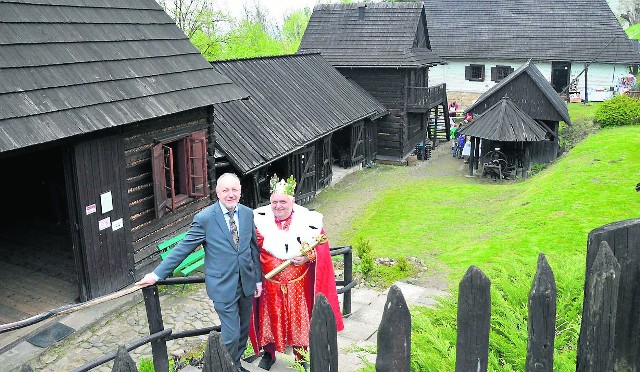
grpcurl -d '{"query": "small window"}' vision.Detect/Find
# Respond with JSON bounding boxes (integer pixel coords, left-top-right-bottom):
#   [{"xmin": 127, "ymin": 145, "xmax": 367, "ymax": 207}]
[
  {"xmin": 465, "ymin": 64, "xmax": 485, "ymax": 82},
  {"xmin": 152, "ymin": 130, "xmax": 208, "ymax": 218},
  {"xmin": 491, "ymin": 65, "xmax": 514, "ymax": 82}
]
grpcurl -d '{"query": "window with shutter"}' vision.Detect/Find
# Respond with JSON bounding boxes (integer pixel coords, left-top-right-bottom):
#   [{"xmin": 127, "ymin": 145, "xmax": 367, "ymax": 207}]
[
  {"xmin": 492, "ymin": 65, "xmax": 513, "ymax": 82},
  {"xmin": 152, "ymin": 129, "xmax": 209, "ymax": 218},
  {"xmin": 465, "ymin": 64, "xmax": 485, "ymax": 82}
]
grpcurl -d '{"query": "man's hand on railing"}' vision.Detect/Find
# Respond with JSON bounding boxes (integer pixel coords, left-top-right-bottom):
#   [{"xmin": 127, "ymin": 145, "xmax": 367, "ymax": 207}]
[{"xmin": 135, "ymin": 273, "xmax": 158, "ymax": 287}]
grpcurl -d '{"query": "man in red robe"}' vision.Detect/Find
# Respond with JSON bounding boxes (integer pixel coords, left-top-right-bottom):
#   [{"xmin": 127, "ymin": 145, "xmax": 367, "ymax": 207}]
[{"xmin": 250, "ymin": 175, "xmax": 344, "ymax": 371}]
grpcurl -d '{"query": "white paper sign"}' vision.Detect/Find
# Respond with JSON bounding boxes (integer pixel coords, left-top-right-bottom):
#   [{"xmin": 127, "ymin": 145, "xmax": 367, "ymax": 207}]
[
  {"xmin": 101, "ymin": 191, "xmax": 113, "ymax": 213},
  {"xmin": 86, "ymin": 204, "xmax": 97, "ymax": 215},
  {"xmin": 112, "ymin": 218, "xmax": 123, "ymax": 231},
  {"xmin": 98, "ymin": 217, "xmax": 111, "ymax": 231}
]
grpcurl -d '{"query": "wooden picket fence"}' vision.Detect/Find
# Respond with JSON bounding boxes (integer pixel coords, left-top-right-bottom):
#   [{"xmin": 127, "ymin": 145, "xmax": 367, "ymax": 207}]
[{"xmin": 26, "ymin": 219, "xmax": 639, "ymax": 371}]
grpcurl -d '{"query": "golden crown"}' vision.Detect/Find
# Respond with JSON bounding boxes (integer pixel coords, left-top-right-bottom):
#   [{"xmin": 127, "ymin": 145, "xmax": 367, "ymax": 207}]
[{"xmin": 270, "ymin": 174, "xmax": 296, "ymax": 196}]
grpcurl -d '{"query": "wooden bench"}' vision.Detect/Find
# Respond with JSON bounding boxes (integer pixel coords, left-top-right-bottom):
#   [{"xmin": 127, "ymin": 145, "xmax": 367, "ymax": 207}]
[{"xmin": 157, "ymin": 232, "xmax": 205, "ymax": 276}]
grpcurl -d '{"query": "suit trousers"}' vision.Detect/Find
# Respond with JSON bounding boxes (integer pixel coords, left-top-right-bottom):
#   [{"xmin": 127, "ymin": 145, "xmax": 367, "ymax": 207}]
[{"xmin": 213, "ymin": 279, "xmax": 253, "ymax": 367}]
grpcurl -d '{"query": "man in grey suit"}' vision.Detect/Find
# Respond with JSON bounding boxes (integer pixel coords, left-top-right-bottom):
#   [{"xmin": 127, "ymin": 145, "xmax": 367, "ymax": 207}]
[{"xmin": 136, "ymin": 173, "xmax": 262, "ymax": 372}]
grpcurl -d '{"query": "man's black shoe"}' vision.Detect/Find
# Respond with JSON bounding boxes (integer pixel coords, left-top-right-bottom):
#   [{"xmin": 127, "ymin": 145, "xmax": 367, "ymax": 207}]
[{"xmin": 258, "ymin": 352, "xmax": 275, "ymax": 370}]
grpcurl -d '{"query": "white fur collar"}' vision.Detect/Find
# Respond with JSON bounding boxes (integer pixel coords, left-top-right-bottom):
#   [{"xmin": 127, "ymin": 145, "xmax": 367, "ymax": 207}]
[{"xmin": 254, "ymin": 204, "xmax": 323, "ymax": 259}]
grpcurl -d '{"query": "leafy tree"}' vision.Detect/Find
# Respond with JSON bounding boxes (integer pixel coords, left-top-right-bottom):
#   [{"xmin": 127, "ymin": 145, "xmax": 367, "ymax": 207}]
[
  {"xmin": 156, "ymin": 0, "xmax": 229, "ymax": 37},
  {"xmin": 613, "ymin": 0, "xmax": 640, "ymax": 27},
  {"xmin": 282, "ymin": 9, "xmax": 312, "ymax": 52}
]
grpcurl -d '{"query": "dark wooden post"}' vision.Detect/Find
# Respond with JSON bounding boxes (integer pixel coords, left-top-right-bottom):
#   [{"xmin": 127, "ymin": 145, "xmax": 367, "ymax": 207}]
[
  {"xmin": 585, "ymin": 218, "xmax": 640, "ymax": 371},
  {"xmin": 585, "ymin": 218, "xmax": 640, "ymax": 370},
  {"xmin": 203, "ymin": 331, "xmax": 236, "ymax": 372},
  {"xmin": 376, "ymin": 285, "xmax": 411, "ymax": 372},
  {"xmin": 343, "ymin": 248, "xmax": 353, "ymax": 316},
  {"xmin": 526, "ymin": 253, "xmax": 556, "ymax": 371},
  {"xmin": 310, "ymin": 294, "xmax": 338, "ymax": 372},
  {"xmin": 455, "ymin": 266, "xmax": 491, "ymax": 372},
  {"xmin": 142, "ymin": 285, "xmax": 169, "ymax": 372},
  {"xmin": 468, "ymin": 136, "xmax": 475, "ymax": 176},
  {"xmin": 112, "ymin": 345, "xmax": 138, "ymax": 372},
  {"xmin": 577, "ymin": 241, "xmax": 620, "ymax": 372},
  {"xmin": 474, "ymin": 137, "xmax": 480, "ymax": 171}
]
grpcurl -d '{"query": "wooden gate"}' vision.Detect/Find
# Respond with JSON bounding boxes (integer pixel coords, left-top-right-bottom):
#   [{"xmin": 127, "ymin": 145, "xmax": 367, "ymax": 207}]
[
  {"xmin": 364, "ymin": 121, "xmax": 377, "ymax": 164},
  {"xmin": 316, "ymin": 135, "xmax": 333, "ymax": 188},
  {"xmin": 66, "ymin": 134, "xmax": 134, "ymax": 301},
  {"xmin": 350, "ymin": 121, "xmax": 365, "ymax": 166},
  {"xmin": 287, "ymin": 146, "xmax": 316, "ymax": 204}
]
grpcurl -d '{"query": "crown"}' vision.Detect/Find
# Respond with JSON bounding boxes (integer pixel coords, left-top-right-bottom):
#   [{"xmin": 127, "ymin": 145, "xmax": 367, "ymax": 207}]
[{"xmin": 270, "ymin": 174, "xmax": 296, "ymax": 196}]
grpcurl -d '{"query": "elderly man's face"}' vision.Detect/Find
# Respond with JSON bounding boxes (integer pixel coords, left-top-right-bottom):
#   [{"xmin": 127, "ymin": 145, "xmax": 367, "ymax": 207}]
[
  {"xmin": 270, "ymin": 193, "xmax": 294, "ymax": 220},
  {"xmin": 216, "ymin": 176, "xmax": 241, "ymax": 211}
]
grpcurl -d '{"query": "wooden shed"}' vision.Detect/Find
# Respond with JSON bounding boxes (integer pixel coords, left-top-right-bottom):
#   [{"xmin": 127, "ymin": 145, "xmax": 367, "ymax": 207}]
[
  {"xmin": 298, "ymin": 2, "xmax": 448, "ymax": 163},
  {"xmin": 458, "ymin": 97, "xmax": 550, "ymax": 178},
  {"xmin": 464, "ymin": 61, "xmax": 571, "ymax": 165},
  {"xmin": 0, "ymin": 0, "xmax": 246, "ymax": 325},
  {"xmin": 210, "ymin": 53, "xmax": 387, "ymax": 207}
]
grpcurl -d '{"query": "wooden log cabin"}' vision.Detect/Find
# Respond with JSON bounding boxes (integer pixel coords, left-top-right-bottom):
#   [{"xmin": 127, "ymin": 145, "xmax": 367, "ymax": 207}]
[
  {"xmin": 464, "ymin": 61, "xmax": 572, "ymax": 165},
  {"xmin": 210, "ymin": 53, "xmax": 387, "ymax": 207},
  {"xmin": 298, "ymin": 2, "xmax": 449, "ymax": 163},
  {"xmin": 0, "ymin": 0, "xmax": 247, "ymax": 332}
]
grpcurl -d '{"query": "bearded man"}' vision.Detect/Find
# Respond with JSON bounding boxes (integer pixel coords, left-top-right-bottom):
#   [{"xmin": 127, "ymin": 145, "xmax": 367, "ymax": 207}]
[{"xmin": 249, "ymin": 175, "xmax": 344, "ymax": 371}]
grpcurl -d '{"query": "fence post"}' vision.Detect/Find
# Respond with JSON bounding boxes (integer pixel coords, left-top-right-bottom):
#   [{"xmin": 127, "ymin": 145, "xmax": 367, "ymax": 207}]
[
  {"xmin": 310, "ymin": 294, "xmax": 338, "ymax": 371},
  {"xmin": 526, "ymin": 253, "xmax": 556, "ymax": 372},
  {"xmin": 455, "ymin": 266, "xmax": 490, "ymax": 372},
  {"xmin": 112, "ymin": 345, "xmax": 137, "ymax": 372},
  {"xmin": 202, "ymin": 331, "xmax": 236, "ymax": 372},
  {"xmin": 142, "ymin": 285, "xmax": 169, "ymax": 372},
  {"xmin": 577, "ymin": 241, "xmax": 620, "ymax": 372},
  {"xmin": 585, "ymin": 218, "xmax": 640, "ymax": 370},
  {"xmin": 343, "ymin": 248, "xmax": 353, "ymax": 315},
  {"xmin": 375, "ymin": 284, "xmax": 411, "ymax": 372}
]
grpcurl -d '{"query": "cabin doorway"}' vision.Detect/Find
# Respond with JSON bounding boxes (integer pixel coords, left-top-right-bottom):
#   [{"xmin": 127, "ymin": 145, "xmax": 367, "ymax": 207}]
[
  {"xmin": 551, "ymin": 61, "xmax": 571, "ymax": 93},
  {"xmin": 0, "ymin": 146, "xmax": 77, "ymax": 328}
]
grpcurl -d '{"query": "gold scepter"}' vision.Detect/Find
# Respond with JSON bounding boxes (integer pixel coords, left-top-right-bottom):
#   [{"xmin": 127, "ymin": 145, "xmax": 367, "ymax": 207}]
[{"xmin": 264, "ymin": 234, "xmax": 328, "ymax": 280}]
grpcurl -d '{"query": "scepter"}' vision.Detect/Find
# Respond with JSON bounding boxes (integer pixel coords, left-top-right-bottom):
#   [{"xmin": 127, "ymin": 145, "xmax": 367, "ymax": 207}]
[{"xmin": 264, "ymin": 234, "xmax": 328, "ymax": 280}]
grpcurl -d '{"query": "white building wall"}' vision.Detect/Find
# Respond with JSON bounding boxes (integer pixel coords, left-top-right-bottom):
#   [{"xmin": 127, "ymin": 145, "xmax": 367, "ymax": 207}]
[{"xmin": 429, "ymin": 60, "xmax": 630, "ymax": 101}]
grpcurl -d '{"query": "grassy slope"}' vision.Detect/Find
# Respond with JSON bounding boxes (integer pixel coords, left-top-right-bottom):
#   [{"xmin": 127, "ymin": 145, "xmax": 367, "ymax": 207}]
[{"xmin": 348, "ymin": 126, "xmax": 640, "ymax": 370}]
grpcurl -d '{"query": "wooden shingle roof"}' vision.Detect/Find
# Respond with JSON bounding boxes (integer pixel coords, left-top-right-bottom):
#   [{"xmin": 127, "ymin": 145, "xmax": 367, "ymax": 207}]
[
  {"xmin": 211, "ymin": 53, "xmax": 388, "ymax": 175},
  {"xmin": 424, "ymin": 0, "xmax": 640, "ymax": 64},
  {"xmin": 458, "ymin": 97, "xmax": 548, "ymax": 141},
  {"xmin": 0, "ymin": 0, "xmax": 248, "ymax": 154},
  {"xmin": 298, "ymin": 2, "xmax": 443, "ymax": 68},
  {"xmin": 466, "ymin": 61, "xmax": 572, "ymax": 125}
]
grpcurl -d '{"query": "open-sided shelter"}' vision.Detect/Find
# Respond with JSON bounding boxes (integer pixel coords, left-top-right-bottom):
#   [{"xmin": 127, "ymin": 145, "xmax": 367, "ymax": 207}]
[
  {"xmin": 458, "ymin": 97, "xmax": 549, "ymax": 178},
  {"xmin": 298, "ymin": 2, "xmax": 448, "ymax": 163},
  {"xmin": 0, "ymin": 0, "xmax": 247, "ymax": 321},
  {"xmin": 211, "ymin": 53, "xmax": 387, "ymax": 207},
  {"xmin": 464, "ymin": 61, "xmax": 570, "ymax": 164},
  {"xmin": 425, "ymin": 0, "xmax": 640, "ymax": 98}
]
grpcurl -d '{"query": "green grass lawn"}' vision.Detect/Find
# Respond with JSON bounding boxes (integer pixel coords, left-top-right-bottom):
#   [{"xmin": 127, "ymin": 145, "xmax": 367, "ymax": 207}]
[{"xmin": 343, "ymin": 125, "xmax": 640, "ymax": 371}]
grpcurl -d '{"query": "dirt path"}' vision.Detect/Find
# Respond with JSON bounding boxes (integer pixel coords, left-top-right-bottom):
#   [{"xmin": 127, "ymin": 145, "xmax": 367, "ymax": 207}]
[{"xmin": 308, "ymin": 141, "xmax": 470, "ymax": 291}]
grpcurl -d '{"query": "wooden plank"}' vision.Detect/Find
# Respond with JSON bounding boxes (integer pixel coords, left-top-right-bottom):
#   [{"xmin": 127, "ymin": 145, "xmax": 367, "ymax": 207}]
[
  {"xmin": 526, "ymin": 253, "xmax": 557, "ymax": 371},
  {"xmin": 455, "ymin": 266, "xmax": 490, "ymax": 372},
  {"xmin": 375, "ymin": 285, "xmax": 411, "ymax": 371},
  {"xmin": 310, "ymin": 294, "xmax": 338, "ymax": 372}
]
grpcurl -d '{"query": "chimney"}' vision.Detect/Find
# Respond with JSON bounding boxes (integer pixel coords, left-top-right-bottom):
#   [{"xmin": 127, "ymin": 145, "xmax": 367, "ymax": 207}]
[{"xmin": 358, "ymin": 4, "xmax": 366, "ymax": 21}]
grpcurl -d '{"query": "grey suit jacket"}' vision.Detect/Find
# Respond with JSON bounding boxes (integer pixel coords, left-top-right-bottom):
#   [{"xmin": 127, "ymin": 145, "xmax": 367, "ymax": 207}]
[{"xmin": 154, "ymin": 202, "xmax": 261, "ymax": 303}]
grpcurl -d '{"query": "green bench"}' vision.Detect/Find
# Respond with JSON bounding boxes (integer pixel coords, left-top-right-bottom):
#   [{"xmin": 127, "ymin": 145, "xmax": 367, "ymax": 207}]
[{"xmin": 157, "ymin": 232, "xmax": 205, "ymax": 276}]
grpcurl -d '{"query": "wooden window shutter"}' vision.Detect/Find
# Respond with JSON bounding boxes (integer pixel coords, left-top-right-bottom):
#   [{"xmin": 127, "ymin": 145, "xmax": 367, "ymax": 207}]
[
  {"xmin": 152, "ymin": 143, "xmax": 167, "ymax": 218},
  {"xmin": 465, "ymin": 65, "xmax": 472, "ymax": 80},
  {"xmin": 163, "ymin": 145, "xmax": 177, "ymax": 212},
  {"xmin": 187, "ymin": 130, "xmax": 208, "ymax": 197},
  {"xmin": 491, "ymin": 67, "xmax": 497, "ymax": 82}
]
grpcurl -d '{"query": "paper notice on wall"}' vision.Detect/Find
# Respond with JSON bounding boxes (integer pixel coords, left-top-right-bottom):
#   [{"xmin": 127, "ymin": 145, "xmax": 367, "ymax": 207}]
[
  {"xmin": 86, "ymin": 204, "xmax": 97, "ymax": 215},
  {"xmin": 112, "ymin": 218, "xmax": 123, "ymax": 231},
  {"xmin": 100, "ymin": 191, "xmax": 113, "ymax": 213},
  {"xmin": 98, "ymin": 217, "xmax": 111, "ymax": 231}
]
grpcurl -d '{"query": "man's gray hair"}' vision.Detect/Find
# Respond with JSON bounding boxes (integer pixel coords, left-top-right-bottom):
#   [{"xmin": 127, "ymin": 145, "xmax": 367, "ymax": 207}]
[{"xmin": 216, "ymin": 173, "xmax": 241, "ymax": 190}]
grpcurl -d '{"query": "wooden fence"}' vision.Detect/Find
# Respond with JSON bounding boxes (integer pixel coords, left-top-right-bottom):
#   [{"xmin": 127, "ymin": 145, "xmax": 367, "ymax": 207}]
[{"xmin": 22, "ymin": 219, "xmax": 640, "ymax": 371}]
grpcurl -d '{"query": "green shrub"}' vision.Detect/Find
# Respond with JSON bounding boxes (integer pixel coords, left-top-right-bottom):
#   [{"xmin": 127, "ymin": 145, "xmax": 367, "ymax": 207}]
[
  {"xmin": 594, "ymin": 94, "xmax": 640, "ymax": 127},
  {"xmin": 396, "ymin": 256, "xmax": 410, "ymax": 272},
  {"xmin": 354, "ymin": 237, "xmax": 375, "ymax": 277},
  {"xmin": 138, "ymin": 357, "xmax": 154, "ymax": 372}
]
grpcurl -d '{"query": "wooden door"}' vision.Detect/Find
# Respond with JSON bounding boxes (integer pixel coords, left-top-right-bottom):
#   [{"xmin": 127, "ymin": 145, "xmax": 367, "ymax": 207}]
[
  {"xmin": 350, "ymin": 121, "xmax": 365, "ymax": 165},
  {"xmin": 287, "ymin": 146, "xmax": 316, "ymax": 205},
  {"xmin": 67, "ymin": 134, "xmax": 134, "ymax": 300},
  {"xmin": 316, "ymin": 136, "xmax": 332, "ymax": 188}
]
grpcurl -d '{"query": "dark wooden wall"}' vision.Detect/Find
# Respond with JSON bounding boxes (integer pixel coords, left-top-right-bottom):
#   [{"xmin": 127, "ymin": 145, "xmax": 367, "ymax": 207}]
[
  {"xmin": 471, "ymin": 74, "xmax": 566, "ymax": 123},
  {"xmin": 122, "ymin": 107, "xmax": 214, "ymax": 276},
  {"xmin": 339, "ymin": 67, "xmax": 422, "ymax": 159}
]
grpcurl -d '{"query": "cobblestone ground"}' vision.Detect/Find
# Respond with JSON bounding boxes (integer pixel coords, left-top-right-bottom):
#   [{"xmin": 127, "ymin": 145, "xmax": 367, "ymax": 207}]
[{"xmin": 31, "ymin": 285, "xmax": 216, "ymax": 371}]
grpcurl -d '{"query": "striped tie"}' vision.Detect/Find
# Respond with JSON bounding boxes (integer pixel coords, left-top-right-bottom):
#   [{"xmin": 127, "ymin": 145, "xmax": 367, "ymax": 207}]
[{"xmin": 228, "ymin": 210, "xmax": 238, "ymax": 249}]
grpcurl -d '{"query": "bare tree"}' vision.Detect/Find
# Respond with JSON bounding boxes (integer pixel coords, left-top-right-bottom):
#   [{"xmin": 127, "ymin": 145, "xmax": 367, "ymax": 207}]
[
  {"xmin": 156, "ymin": 0, "xmax": 228, "ymax": 37},
  {"xmin": 616, "ymin": 0, "xmax": 640, "ymax": 27}
]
